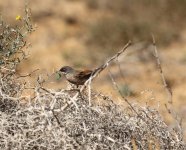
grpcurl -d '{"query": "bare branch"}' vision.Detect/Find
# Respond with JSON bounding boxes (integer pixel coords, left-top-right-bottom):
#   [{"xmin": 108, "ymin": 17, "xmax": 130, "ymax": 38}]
[{"xmin": 152, "ymin": 35, "xmax": 172, "ymax": 104}]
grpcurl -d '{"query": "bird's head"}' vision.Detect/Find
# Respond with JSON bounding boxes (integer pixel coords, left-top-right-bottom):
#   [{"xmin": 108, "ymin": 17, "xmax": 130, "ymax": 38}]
[{"xmin": 59, "ymin": 66, "xmax": 74, "ymax": 75}]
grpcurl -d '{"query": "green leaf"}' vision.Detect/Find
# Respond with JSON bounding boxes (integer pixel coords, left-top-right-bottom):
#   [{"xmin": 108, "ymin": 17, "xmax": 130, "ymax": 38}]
[{"xmin": 56, "ymin": 72, "xmax": 62, "ymax": 80}]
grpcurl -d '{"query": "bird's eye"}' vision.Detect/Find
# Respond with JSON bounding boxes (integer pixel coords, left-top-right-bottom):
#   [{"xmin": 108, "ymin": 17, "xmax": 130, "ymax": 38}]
[{"xmin": 60, "ymin": 68, "xmax": 65, "ymax": 72}]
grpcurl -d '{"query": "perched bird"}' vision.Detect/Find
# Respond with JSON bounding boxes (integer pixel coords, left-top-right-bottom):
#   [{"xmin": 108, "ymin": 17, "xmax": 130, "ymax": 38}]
[{"xmin": 58, "ymin": 66, "xmax": 94, "ymax": 86}]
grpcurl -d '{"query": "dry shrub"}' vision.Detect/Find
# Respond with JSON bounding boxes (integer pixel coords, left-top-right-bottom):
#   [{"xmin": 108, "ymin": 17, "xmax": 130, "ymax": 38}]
[
  {"xmin": 0, "ymin": 7, "xmax": 33, "ymax": 113},
  {"xmin": 0, "ymin": 87, "xmax": 185, "ymax": 149}
]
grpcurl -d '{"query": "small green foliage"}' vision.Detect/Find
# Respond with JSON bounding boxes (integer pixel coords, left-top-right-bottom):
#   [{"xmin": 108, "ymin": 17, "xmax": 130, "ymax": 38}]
[
  {"xmin": 119, "ymin": 84, "xmax": 134, "ymax": 97},
  {"xmin": 56, "ymin": 72, "xmax": 62, "ymax": 80},
  {"xmin": 0, "ymin": 7, "xmax": 34, "ymax": 69}
]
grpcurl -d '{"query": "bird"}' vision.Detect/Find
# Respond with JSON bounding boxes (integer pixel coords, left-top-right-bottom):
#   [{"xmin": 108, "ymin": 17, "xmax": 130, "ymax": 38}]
[{"xmin": 58, "ymin": 66, "xmax": 94, "ymax": 86}]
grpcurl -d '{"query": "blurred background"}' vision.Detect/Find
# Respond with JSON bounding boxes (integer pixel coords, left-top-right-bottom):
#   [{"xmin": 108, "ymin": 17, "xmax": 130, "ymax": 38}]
[{"xmin": 0, "ymin": 0, "xmax": 186, "ymax": 139}]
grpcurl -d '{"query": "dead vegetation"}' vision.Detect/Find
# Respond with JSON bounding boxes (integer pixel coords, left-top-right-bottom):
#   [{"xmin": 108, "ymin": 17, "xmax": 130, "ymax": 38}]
[{"xmin": 0, "ymin": 87, "xmax": 185, "ymax": 149}]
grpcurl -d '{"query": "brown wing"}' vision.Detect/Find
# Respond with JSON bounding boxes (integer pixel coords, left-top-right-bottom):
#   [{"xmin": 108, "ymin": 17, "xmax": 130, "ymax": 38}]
[{"xmin": 75, "ymin": 70, "xmax": 92, "ymax": 80}]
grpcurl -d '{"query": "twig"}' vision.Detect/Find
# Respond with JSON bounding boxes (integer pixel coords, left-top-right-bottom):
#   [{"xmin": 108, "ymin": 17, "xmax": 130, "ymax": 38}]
[
  {"xmin": 116, "ymin": 57, "xmax": 126, "ymax": 83},
  {"xmin": 52, "ymin": 109, "xmax": 62, "ymax": 127},
  {"xmin": 92, "ymin": 40, "xmax": 132, "ymax": 79},
  {"xmin": 152, "ymin": 35, "xmax": 183, "ymax": 138},
  {"xmin": 107, "ymin": 69, "xmax": 143, "ymax": 119},
  {"xmin": 152, "ymin": 35, "xmax": 172, "ymax": 104},
  {"xmin": 17, "ymin": 69, "xmax": 39, "ymax": 79},
  {"xmin": 16, "ymin": 69, "xmax": 39, "ymax": 78}
]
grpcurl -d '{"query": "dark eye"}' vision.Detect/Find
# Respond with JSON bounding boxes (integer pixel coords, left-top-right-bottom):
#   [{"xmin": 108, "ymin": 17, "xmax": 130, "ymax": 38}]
[{"xmin": 60, "ymin": 67, "xmax": 66, "ymax": 72}]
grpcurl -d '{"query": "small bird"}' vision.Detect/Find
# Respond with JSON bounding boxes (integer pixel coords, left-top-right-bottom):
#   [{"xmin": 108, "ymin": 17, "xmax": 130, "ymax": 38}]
[{"xmin": 58, "ymin": 66, "xmax": 94, "ymax": 86}]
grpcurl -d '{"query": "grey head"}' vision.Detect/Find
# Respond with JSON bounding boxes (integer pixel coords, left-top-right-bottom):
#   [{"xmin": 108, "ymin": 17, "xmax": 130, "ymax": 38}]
[{"xmin": 59, "ymin": 66, "xmax": 74, "ymax": 75}]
